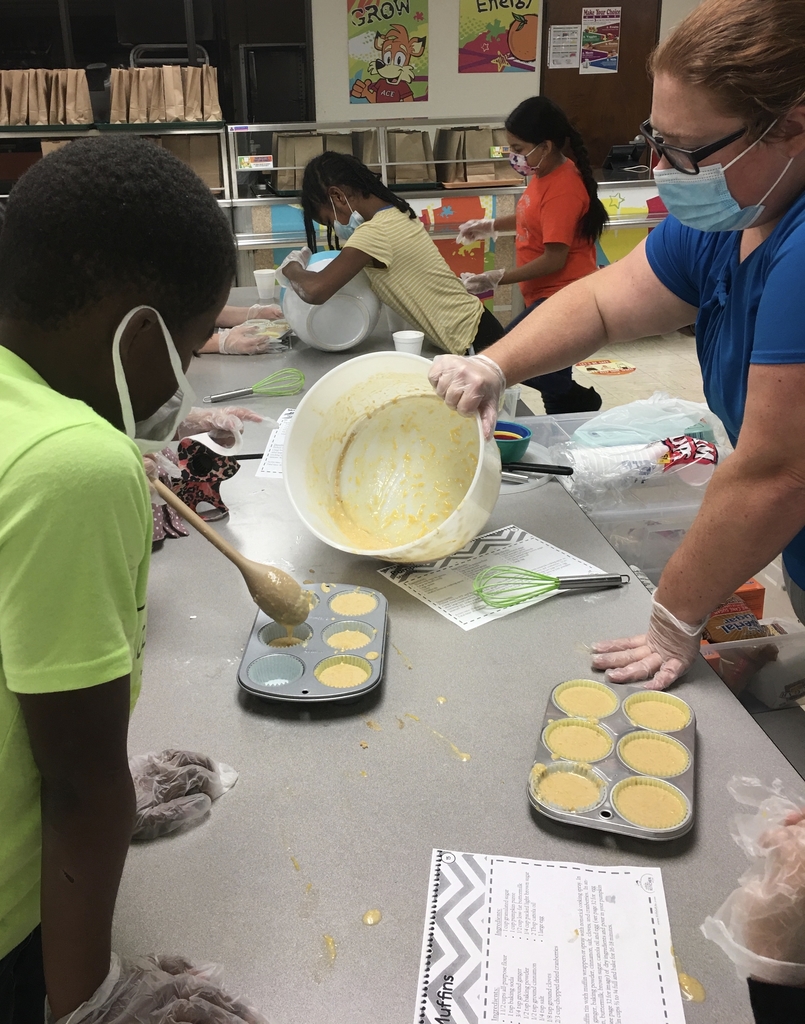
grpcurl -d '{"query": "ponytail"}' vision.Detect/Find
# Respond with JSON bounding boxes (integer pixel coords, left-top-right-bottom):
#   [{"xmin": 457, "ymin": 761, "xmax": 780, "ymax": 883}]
[
  {"xmin": 300, "ymin": 151, "xmax": 416, "ymax": 252},
  {"xmin": 505, "ymin": 96, "xmax": 608, "ymax": 243}
]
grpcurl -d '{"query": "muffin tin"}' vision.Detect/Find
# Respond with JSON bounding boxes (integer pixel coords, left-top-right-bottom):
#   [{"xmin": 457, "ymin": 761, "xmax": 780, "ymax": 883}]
[
  {"xmin": 527, "ymin": 680, "xmax": 696, "ymax": 841},
  {"xmin": 237, "ymin": 584, "xmax": 388, "ymax": 703}
]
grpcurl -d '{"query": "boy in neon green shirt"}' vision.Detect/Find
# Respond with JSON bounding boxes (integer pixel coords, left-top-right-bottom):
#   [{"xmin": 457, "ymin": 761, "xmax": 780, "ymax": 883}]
[{"xmin": 0, "ymin": 136, "xmax": 235, "ymax": 1021}]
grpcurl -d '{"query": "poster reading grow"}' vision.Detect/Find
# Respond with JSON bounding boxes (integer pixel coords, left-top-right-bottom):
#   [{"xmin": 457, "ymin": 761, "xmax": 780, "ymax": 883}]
[
  {"xmin": 348, "ymin": 1, "xmax": 429, "ymax": 104},
  {"xmin": 580, "ymin": 7, "xmax": 621, "ymax": 74},
  {"xmin": 458, "ymin": 0, "xmax": 538, "ymax": 74}
]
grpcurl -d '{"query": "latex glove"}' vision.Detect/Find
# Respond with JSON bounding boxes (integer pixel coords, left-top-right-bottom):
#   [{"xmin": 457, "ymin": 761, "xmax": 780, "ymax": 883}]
[
  {"xmin": 456, "ymin": 218, "xmax": 498, "ymax": 245},
  {"xmin": 216, "ymin": 324, "xmax": 276, "ymax": 356},
  {"xmin": 591, "ymin": 595, "xmax": 705, "ymax": 690},
  {"xmin": 51, "ymin": 952, "xmax": 267, "ymax": 1024},
  {"xmin": 428, "ymin": 353, "xmax": 507, "ymax": 440},
  {"xmin": 278, "ymin": 246, "xmax": 311, "ymax": 278},
  {"xmin": 142, "ymin": 450, "xmax": 181, "ymax": 505},
  {"xmin": 176, "ymin": 406, "xmax": 262, "ymax": 448},
  {"xmin": 460, "ymin": 269, "xmax": 505, "ymax": 296},
  {"xmin": 245, "ymin": 303, "xmax": 282, "ymax": 321},
  {"xmin": 129, "ymin": 749, "xmax": 238, "ymax": 841}
]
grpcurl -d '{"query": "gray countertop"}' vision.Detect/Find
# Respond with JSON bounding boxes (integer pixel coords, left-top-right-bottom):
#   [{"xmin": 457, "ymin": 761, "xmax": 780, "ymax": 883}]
[{"xmin": 115, "ymin": 302, "xmax": 799, "ymax": 1022}]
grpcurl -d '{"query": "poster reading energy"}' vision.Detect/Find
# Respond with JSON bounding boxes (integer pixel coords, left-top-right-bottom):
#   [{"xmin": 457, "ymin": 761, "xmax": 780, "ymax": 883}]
[
  {"xmin": 458, "ymin": 0, "xmax": 538, "ymax": 73},
  {"xmin": 580, "ymin": 6, "xmax": 621, "ymax": 74},
  {"xmin": 348, "ymin": 1, "xmax": 429, "ymax": 103}
]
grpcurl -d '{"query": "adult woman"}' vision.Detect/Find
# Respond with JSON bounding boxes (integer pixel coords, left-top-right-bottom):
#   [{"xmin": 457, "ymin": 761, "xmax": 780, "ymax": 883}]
[
  {"xmin": 430, "ymin": 0, "xmax": 805, "ymax": 693},
  {"xmin": 458, "ymin": 96, "xmax": 608, "ymax": 413},
  {"xmin": 279, "ymin": 152, "xmax": 505, "ymax": 355}
]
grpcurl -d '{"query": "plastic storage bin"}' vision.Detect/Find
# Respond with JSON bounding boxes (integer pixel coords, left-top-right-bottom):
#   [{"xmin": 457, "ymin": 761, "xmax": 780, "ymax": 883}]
[{"xmin": 701, "ymin": 618, "xmax": 805, "ymax": 710}]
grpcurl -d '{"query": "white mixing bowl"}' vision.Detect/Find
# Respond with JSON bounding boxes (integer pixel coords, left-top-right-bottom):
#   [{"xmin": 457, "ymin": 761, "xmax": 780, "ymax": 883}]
[
  {"xmin": 284, "ymin": 352, "xmax": 501, "ymax": 562},
  {"xmin": 281, "ymin": 253, "xmax": 381, "ymax": 351}
]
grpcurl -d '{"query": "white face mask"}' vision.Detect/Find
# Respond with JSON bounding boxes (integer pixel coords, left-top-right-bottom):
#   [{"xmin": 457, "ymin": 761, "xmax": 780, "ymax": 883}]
[{"xmin": 111, "ymin": 305, "xmax": 196, "ymax": 455}]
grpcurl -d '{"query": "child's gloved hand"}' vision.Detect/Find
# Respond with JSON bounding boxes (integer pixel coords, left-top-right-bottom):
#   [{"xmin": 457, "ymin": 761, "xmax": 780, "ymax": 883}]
[
  {"xmin": 246, "ymin": 303, "xmax": 282, "ymax": 321},
  {"xmin": 428, "ymin": 353, "xmax": 506, "ymax": 440},
  {"xmin": 460, "ymin": 269, "xmax": 505, "ymax": 295},
  {"xmin": 456, "ymin": 218, "xmax": 498, "ymax": 244},
  {"xmin": 129, "ymin": 749, "xmax": 238, "ymax": 841},
  {"xmin": 217, "ymin": 323, "xmax": 276, "ymax": 355},
  {"xmin": 50, "ymin": 952, "xmax": 267, "ymax": 1024},
  {"xmin": 279, "ymin": 247, "xmax": 311, "ymax": 277},
  {"xmin": 177, "ymin": 406, "xmax": 262, "ymax": 447},
  {"xmin": 591, "ymin": 595, "xmax": 705, "ymax": 690}
]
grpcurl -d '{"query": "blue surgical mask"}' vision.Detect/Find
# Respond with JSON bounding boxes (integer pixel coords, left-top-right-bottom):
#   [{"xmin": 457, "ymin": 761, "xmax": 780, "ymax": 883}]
[
  {"xmin": 654, "ymin": 120, "xmax": 792, "ymax": 232},
  {"xmin": 330, "ymin": 196, "xmax": 364, "ymax": 240},
  {"xmin": 508, "ymin": 144, "xmax": 544, "ymax": 177}
]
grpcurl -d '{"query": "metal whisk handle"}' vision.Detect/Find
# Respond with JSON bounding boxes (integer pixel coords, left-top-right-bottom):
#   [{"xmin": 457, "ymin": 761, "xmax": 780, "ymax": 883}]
[
  {"xmin": 556, "ymin": 574, "xmax": 630, "ymax": 590},
  {"xmin": 203, "ymin": 388, "xmax": 255, "ymax": 403}
]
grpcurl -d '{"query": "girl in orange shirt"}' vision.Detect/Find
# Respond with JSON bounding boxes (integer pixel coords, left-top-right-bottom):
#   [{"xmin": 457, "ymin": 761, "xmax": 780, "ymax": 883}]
[{"xmin": 458, "ymin": 97, "xmax": 609, "ymax": 414}]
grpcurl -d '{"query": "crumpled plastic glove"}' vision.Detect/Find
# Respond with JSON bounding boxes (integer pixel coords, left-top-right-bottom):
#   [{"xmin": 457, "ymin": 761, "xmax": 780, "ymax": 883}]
[
  {"xmin": 216, "ymin": 323, "xmax": 277, "ymax": 356},
  {"xmin": 460, "ymin": 269, "xmax": 505, "ymax": 295},
  {"xmin": 50, "ymin": 952, "xmax": 267, "ymax": 1024},
  {"xmin": 590, "ymin": 594, "xmax": 705, "ymax": 690},
  {"xmin": 456, "ymin": 218, "xmax": 498, "ymax": 245},
  {"xmin": 129, "ymin": 749, "xmax": 238, "ymax": 841},
  {"xmin": 702, "ymin": 777, "xmax": 805, "ymax": 986},
  {"xmin": 428, "ymin": 353, "xmax": 507, "ymax": 440},
  {"xmin": 278, "ymin": 246, "xmax": 311, "ymax": 278},
  {"xmin": 245, "ymin": 303, "xmax": 282, "ymax": 321},
  {"xmin": 176, "ymin": 406, "xmax": 262, "ymax": 448}
]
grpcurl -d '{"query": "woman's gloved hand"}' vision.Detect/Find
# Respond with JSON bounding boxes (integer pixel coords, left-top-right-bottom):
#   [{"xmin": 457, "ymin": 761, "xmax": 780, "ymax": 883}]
[
  {"xmin": 176, "ymin": 406, "xmax": 262, "ymax": 447},
  {"xmin": 51, "ymin": 952, "xmax": 267, "ymax": 1024},
  {"xmin": 245, "ymin": 303, "xmax": 283, "ymax": 321},
  {"xmin": 591, "ymin": 595, "xmax": 705, "ymax": 690},
  {"xmin": 428, "ymin": 353, "xmax": 507, "ymax": 440},
  {"xmin": 216, "ymin": 323, "xmax": 277, "ymax": 356},
  {"xmin": 278, "ymin": 246, "xmax": 311, "ymax": 278},
  {"xmin": 460, "ymin": 269, "xmax": 505, "ymax": 295},
  {"xmin": 129, "ymin": 749, "xmax": 238, "ymax": 841},
  {"xmin": 456, "ymin": 218, "xmax": 498, "ymax": 245}
]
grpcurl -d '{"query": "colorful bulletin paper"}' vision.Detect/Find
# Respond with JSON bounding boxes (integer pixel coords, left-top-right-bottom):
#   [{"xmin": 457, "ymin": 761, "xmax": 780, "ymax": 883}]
[
  {"xmin": 348, "ymin": 1, "xmax": 429, "ymax": 104},
  {"xmin": 580, "ymin": 6, "xmax": 621, "ymax": 74},
  {"xmin": 458, "ymin": 0, "xmax": 538, "ymax": 74}
]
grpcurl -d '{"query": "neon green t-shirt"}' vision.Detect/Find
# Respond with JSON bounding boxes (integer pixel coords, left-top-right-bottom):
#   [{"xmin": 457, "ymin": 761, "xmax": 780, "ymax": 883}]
[{"xmin": 0, "ymin": 346, "xmax": 152, "ymax": 959}]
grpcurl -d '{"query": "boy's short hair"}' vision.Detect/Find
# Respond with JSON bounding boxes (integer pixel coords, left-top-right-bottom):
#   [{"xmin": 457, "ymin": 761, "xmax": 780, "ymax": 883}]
[{"xmin": 0, "ymin": 135, "xmax": 236, "ymax": 330}]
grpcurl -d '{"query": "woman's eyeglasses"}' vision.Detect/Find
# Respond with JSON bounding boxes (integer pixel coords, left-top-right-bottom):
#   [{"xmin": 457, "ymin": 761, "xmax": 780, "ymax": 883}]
[{"xmin": 639, "ymin": 119, "xmax": 746, "ymax": 175}]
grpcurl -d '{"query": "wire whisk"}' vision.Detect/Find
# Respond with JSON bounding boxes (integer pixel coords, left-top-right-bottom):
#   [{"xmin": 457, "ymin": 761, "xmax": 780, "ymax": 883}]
[
  {"xmin": 473, "ymin": 565, "xmax": 630, "ymax": 608},
  {"xmin": 203, "ymin": 368, "xmax": 305, "ymax": 404}
]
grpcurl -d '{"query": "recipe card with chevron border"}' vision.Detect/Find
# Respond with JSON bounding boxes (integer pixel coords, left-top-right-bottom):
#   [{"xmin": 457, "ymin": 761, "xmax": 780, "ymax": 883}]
[
  {"xmin": 379, "ymin": 525, "xmax": 604, "ymax": 630},
  {"xmin": 414, "ymin": 850, "xmax": 686, "ymax": 1024}
]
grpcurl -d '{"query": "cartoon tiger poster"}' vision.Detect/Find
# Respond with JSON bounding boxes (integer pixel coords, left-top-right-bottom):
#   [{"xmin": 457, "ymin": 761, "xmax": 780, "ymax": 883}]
[{"xmin": 348, "ymin": 1, "xmax": 429, "ymax": 103}]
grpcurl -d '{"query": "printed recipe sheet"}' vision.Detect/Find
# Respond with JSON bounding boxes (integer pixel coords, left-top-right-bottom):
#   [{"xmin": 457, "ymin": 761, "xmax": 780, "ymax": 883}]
[{"xmin": 414, "ymin": 851, "xmax": 685, "ymax": 1024}]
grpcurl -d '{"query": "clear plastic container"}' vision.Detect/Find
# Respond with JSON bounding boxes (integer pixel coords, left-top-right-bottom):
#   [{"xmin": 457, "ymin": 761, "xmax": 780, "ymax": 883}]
[{"xmin": 701, "ymin": 618, "xmax": 805, "ymax": 710}]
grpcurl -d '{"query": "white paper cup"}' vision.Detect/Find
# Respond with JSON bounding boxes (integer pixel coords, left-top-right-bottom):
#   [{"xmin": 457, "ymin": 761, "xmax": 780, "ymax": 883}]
[
  {"xmin": 393, "ymin": 330, "xmax": 424, "ymax": 355},
  {"xmin": 501, "ymin": 386, "xmax": 521, "ymax": 419},
  {"xmin": 254, "ymin": 269, "xmax": 277, "ymax": 301}
]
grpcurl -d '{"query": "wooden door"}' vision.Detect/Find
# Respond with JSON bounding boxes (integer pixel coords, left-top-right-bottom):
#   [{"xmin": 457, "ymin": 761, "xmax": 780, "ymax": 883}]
[{"xmin": 540, "ymin": 0, "xmax": 660, "ymax": 168}]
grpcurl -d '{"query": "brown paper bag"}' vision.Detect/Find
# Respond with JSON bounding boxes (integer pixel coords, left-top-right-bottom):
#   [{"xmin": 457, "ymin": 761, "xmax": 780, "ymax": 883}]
[
  {"xmin": 162, "ymin": 134, "xmax": 222, "ymax": 190},
  {"xmin": 65, "ymin": 69, "xmax": 93, "ymax": 124},
  {"xmin": 48, "ymin": 69, "xmax": 67, "ymax": 124},
  {"xmin": 201, "ymin": 65, "xmax": 222, "ymax": 121},
  {"xmin": 0, "ymin": 72, "xmax": 11, "ymax": 127},
  {"xmin": 109, "ymin": 67, "xmax": 130, "ymax": 123},
  {"xmin": 274, "ymin": 132, "xmax": 324, "ymax": 190},
  {"xmin": 7, "ymin": 69, "xmax": 29, "ymax": 126},
  {"xmin": 323, "ymin": 133, "xmax": 354, "ymax": 156},
  {"xmin": 463, "ymin": 127, "xmax": 496, "ymax": 182},
  {"xmin": 27, "ymin": 69, "xmax": 49, "ymax": 126},
  {"xmin": 386, "ymin": 129, "xmax": 435, "ymax": 184},
  {"xmin": 492, "ymin": 128, "xmax": 516, "ymax": 181},
  {"xmin": 127, "ymin": 68, "xmax": 147, "ymax": 123},
  {"xmin": 181, "ymin": 66, "xmax": 203, "ymax": 121},
  {"xmin": 40, "ymin": 139, "xmax": 71, "ymax": 157},
  {"xmin": 145, "ymin": 67, "xmax": 167, "ymax": 123},
  {"xmin": 434, "ymin": 127, "xmax": 466, "ymax": 184},
  {"xmin": 162, "ymin": 65, "xmax": 184, "ymax": 122},
  {"xmin": 352, "ymin": 129, "xmax": 380, "ymax": 173}
]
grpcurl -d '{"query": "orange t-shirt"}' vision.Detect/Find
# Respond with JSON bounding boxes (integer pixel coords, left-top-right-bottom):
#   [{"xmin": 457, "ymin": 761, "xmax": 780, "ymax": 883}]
[{"xmin": 515, "ymin": 159, "xmax": 597, "ymax": 305}]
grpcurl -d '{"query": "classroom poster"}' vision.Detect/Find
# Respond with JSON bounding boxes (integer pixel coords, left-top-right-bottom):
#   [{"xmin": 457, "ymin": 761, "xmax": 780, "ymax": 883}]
[
  {"xmin": 458, "ymin": 0, "xmax": 538, "ymax": 73},
  {"xmin": 548, "ymin": 24, "xmax": 580, "ymax": 68},
  {"xmin": 580, "ymin": 6, "xmax": 621, "ymax": 74},
  {"xmin": 348, "ymin": 1, "xmax": 429, "ymax": 104}
]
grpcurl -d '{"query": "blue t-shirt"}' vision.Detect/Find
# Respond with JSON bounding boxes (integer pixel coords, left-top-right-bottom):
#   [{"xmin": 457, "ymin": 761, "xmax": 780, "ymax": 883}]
[{"xmin": 645, "ymin": 191, "xmax": 805, "ymax": 588}]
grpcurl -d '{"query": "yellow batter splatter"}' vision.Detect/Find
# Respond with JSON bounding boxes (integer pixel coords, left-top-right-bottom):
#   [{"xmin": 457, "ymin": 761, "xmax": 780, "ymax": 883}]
[
  {"xmin": 366, "ymin": 720, "xmax": 382, "ymax": 731},
  {"xmin": 362, "ymin": 909, "xmax": 382, "ymax": 926},
  {"xmin": 291, "ymin": 856, "xmax": 300, "ymax": 871},
  {"xmin": 323, "ymin": 934, "xmax": 337, "ymax": 961}
]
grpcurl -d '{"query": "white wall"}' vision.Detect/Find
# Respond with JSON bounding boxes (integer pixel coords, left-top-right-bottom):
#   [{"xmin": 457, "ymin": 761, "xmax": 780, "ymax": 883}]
[
  {"xmin": 311, "ymin": 0, "xmax": 543, "ymax": 123},
  {"xmin": 659, "ymin": 0, "xmax": 700, "ymax": 40}
]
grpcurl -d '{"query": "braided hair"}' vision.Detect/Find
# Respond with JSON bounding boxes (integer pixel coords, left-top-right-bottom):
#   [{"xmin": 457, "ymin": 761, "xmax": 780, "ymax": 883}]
[
  {"xmin": 505, "ymin": 96, "xmax": 608, "ymax": 243},
  {"xmin": 301, "ymin": 151, "xmax": 416, "ymax": 251}
]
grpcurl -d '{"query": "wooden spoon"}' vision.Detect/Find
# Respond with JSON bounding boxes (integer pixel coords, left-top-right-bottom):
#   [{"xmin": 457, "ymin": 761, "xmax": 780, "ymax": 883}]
[{"xmin": 152, "ymin": 479, "xmax": 312, "ymax": 627}]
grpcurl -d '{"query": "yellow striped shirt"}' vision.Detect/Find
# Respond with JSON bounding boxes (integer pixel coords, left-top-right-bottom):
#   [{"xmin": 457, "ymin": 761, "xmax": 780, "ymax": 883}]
[{"xmin": 343, "ymin": 207, "xmax": 483, "ymax": 354}]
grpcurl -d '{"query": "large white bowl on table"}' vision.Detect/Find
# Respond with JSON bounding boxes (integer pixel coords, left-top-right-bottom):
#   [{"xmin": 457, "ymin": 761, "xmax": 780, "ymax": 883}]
[
  {"xmin": 281, "ymin": 251, "xmax": 381, "ymax": 351},
  {"xmin": 284, "ymin": 352, "xmax": 502, "ymax": 562}
]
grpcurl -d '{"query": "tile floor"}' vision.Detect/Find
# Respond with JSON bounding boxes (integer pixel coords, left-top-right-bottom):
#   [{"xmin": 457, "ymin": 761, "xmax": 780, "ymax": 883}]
[{"xmin": 519, "ymin": 330, "xmax": 805, "ymax": 780}]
